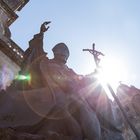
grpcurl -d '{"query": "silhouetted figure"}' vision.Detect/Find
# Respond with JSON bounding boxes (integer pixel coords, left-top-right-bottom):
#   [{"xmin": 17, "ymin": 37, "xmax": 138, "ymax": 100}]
[
  {"xmin": 0, "ymin": 22, "xmax": 125, "ymax": 140},
  {"xmin": 40, "ymin": 43, "xmax": 101, "ymax": 140},
  {"xmin": 40, "ymin": 41, "xmax": 124, "ymax": 140},
  {"xmin": 21, "ymin": 21, "xmax": 50, "ymax": 71}
]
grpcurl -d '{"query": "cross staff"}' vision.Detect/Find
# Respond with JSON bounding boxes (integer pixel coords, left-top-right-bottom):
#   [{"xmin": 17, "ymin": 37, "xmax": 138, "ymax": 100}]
[{"xmin": 83, "ymin": 43, "xmax": 104, "ymax": 67}]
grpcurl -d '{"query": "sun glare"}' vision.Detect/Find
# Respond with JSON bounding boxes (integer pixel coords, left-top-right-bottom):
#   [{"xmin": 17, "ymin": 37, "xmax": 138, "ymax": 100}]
[{"xmin": 97, "ymin": 57, "xmax": 128, "ymax": 99}]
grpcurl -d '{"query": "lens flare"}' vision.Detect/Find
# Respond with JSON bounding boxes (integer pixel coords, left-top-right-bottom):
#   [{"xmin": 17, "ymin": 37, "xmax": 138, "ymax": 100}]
[
  {"xmin": 15, "ymin": 74, "xmax": 31, "ymax": 81},
  {"xmin": 99, "ymin": 57, "xmax": 128, "ymax": 87},
  {"xmin": 94, "ymin": 57, "xmax": 128, "ymax": 100}
]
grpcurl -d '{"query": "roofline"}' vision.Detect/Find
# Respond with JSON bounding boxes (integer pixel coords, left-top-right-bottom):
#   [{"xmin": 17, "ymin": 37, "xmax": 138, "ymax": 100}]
[{"xmin": 0, "ymin": 38, "xmax": 24, "ymax": 66}]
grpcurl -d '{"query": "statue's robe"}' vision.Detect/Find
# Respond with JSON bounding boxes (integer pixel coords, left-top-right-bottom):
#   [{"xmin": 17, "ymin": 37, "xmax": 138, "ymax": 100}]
[
  {"xmin": 0, "ymin": 31, "xmax": 124, "ymax": 139},
  {"xmin": 0, "ymin": 58, "xmax": 100, "ymax": 140},
  {"xmin": 0, "ymin": 83, "xmax": 83, "ymax": 140},
  {"xmin": 0, "ymin": 33, "xmax": 83, "ymax": 139},
  {"xmin": 40, "ymin": 58, "xmax": 124, "ymax": 140},
  {"xmin": 0, "ymin": 87, "xmax": 55, "ymax": 127},
  {"xmin": 39, "ymin": 58, "xmax": 101, "ymax": 140}
]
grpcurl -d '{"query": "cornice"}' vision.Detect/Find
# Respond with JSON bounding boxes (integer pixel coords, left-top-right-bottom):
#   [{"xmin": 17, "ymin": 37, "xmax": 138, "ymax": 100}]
[{"xmin": 0, "ymin": 38, "xmax": 24, "ymax": 66}]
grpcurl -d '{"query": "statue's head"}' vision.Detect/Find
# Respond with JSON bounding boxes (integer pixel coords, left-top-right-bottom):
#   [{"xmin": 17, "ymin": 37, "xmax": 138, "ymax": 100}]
[{"xmin": 52, "ymin": 43, "xmax": 70, "ymax": 64}]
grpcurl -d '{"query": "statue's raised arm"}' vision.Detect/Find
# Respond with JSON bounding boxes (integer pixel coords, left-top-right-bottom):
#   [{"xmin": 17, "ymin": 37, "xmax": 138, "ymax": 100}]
[{"xmin": 21, "ymin": 21, "xmax": 51, "ymax": 72}]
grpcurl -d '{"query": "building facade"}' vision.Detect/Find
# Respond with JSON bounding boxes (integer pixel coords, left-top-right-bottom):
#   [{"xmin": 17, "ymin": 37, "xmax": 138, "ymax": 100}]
[{"xmin": 0, "ymin": 0, "xmax": 29, "ymax": 90}]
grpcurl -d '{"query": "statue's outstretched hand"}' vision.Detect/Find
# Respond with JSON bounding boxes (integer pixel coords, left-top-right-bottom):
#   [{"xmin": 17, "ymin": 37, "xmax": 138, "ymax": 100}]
[{"xmin": 40, "ymin": 21, "xmax": 51, "ymax": 33}]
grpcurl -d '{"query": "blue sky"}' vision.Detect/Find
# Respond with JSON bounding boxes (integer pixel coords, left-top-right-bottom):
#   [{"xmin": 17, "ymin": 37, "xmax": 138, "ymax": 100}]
[{"xmin": 10, "ymin": 0, "xmax": 140, "ymax": 89}]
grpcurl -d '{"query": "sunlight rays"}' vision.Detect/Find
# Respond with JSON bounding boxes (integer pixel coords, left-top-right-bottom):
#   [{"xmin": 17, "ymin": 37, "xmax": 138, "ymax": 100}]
[{"xmin": 96, "ymin": 56, "xmax": 128, "ymax": 99}]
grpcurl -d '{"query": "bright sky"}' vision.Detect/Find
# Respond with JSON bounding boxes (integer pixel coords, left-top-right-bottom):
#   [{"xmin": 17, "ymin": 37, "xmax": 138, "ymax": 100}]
[{"xmin": 10, "ymin": 0, "xmax": 140, "ymax": 90}]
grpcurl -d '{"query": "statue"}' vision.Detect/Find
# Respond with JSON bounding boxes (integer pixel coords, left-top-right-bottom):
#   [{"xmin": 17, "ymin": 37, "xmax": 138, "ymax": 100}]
[{"xmin": 0, "ymin": 22, "xmax": 125, "ymax": 140}]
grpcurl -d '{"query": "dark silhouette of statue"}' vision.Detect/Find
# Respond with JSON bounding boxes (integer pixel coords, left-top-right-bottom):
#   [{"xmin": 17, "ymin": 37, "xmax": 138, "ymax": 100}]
[
  {"xmin": 0, "ymin": 22, "xmax": 125, "ymax": 140},
  {"xmin": 21, "ymin": 21, "xmax": 50, "ymax": 71}
]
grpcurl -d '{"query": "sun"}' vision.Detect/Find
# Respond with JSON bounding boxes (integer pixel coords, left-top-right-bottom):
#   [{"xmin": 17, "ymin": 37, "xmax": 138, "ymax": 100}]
[{"xmin": 96, "ymin": 56, "xmax": 128, "ymax": 99}]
